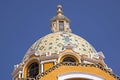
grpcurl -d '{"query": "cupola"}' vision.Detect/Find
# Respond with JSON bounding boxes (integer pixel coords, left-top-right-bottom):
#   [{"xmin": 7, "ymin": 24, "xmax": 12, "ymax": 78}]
[{"xmin": 50, "ymin": 5, "xmax": 71, "ymax": 33}]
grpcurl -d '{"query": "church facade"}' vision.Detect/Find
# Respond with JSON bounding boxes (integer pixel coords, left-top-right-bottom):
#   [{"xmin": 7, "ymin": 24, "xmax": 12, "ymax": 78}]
[{"xmin": 12, "ymin": 5, "xmax": 120, "ymax": 80}]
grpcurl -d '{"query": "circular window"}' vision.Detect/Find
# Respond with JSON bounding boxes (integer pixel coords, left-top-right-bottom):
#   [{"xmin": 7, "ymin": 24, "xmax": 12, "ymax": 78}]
[
  {"xmin": 27, "ymin": 62, "xmax": 39, "ymax": 78},
  {"xmin": 63, "ymin": 57, "xmax": 76, "ymax": 62}
]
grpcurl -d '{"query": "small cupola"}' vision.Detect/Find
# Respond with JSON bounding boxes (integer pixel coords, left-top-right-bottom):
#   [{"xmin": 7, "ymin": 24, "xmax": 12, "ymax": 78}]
[{"xmin": 50, "ymin": 5, "xmax": 72, "ymax": 33}]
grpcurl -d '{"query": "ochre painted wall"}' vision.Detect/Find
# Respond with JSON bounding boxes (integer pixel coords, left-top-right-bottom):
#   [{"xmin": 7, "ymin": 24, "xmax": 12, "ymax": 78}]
[
  {"xmin": 43, "ymin": 62, "xmax": 54, "ymax": 71},
  {"xmin": 39, "ymin": 66, "xmax": 115, "ymax": 80}
]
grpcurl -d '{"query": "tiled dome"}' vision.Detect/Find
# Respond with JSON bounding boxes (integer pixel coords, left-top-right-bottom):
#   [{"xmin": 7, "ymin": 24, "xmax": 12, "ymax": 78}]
[
  {"xmin": 23, "ymin": 5, "xmax": 99, "ymax": 61},
  {"xmin": 23, "ymin": 32, "xmax": 98, "ymax": 61}
]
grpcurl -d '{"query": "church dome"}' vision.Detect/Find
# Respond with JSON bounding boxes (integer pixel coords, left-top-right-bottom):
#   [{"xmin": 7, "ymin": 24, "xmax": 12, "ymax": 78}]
[
  {"xmin": 12, "ymin": 5, "xmax": 120, "ymax": 80},
  {"xmin": 23, "ymin": 31, "xmax": 98, "ymax": 61},
  {"xmin": 23, "ymin": 5, "xmax": 99, "ymax": 61},
  {"xmin": 33, "ymin": 32, "xmax": 96, "ymax": 54}
]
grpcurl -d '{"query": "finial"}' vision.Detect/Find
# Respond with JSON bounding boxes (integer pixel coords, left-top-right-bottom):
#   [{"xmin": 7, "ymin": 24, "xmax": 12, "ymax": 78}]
[{"xmin": 57, "ymin": 5, "xmax": 63, "ymax": 15}]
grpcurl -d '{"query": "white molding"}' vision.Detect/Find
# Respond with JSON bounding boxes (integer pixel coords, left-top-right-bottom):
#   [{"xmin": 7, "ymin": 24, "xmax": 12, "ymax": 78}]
[
  {"xmin": 40, "ymin": 59, "xmax": 56, "ymax": 64},
  {"xmin": 58, "ymin": 72, "xmax": 105, "ymax": 80},
  {"xmin": 41, "ymin": 63, "xmax": 43, "ymax": 73},
  {"xmin": 40, "ymin": 59, "xmax": 56, "ymax": 73}
]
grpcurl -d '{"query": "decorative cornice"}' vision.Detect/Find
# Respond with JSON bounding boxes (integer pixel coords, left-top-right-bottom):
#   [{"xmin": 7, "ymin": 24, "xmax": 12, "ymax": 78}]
[
  {"xmin": 36, "ymin": 62, "xmax": 120, "ymax": 80},
  {"xmin": 12, "ymin": 64, "xmax": 23, "ymax": 77},
  {"xmin": 40, "ymin": 55, "xmax": 58, "ymax": 61}
]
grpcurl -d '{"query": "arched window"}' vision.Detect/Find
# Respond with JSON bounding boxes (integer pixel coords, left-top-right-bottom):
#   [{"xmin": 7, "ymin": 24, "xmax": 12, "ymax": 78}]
[
  {"xmin": 62, "ymin": 57, "xmax": 76, "ymax": 62},
  {"xmin": 27, "ymin": 62, "xmax": 39, "ymax": 78}
]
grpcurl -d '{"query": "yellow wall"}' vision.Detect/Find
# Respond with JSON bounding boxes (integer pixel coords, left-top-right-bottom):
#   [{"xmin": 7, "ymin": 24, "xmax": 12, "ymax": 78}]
[
  {"xmin": 43, "ymin": 62, "xmax": 54, "ymax": 71},
  {"xmin": 39, "ymin": 66, "xmax": 115, "ymax": 80}
]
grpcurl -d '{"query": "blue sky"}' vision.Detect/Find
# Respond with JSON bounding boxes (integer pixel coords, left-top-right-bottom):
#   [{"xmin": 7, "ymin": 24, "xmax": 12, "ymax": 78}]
[{"xmin": 0, "ymin": 0, "xmax": 120, "ymax": 80}]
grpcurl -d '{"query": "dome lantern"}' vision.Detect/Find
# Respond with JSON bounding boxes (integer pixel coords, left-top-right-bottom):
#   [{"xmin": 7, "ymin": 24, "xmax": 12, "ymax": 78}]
[{"xmin": 50, "ymin": 5, "xmax": 72, "ymax": 33}]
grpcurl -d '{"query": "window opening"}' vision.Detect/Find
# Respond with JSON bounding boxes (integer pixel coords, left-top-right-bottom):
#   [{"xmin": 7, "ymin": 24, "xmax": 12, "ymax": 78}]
[
  {"xmin": 63, "ymin": 57, "xmax": 76, "ymax": 62},
  {"xmin": 27, "ymin": 62, "xmax": 39, "ymax": 78},
  {"xmin": 59, "ymin": 21, "xmax": 64, "ymax": 31}
]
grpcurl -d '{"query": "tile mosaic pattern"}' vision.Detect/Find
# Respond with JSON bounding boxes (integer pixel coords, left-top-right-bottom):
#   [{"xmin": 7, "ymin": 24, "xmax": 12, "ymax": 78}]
[
  {"xmin": 24, "ymin": 32, "xmax": 98, "ymax": 60},
  {"xmin": 23, "ymin": 32, "xmax": 98, "ymax": 59}
]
